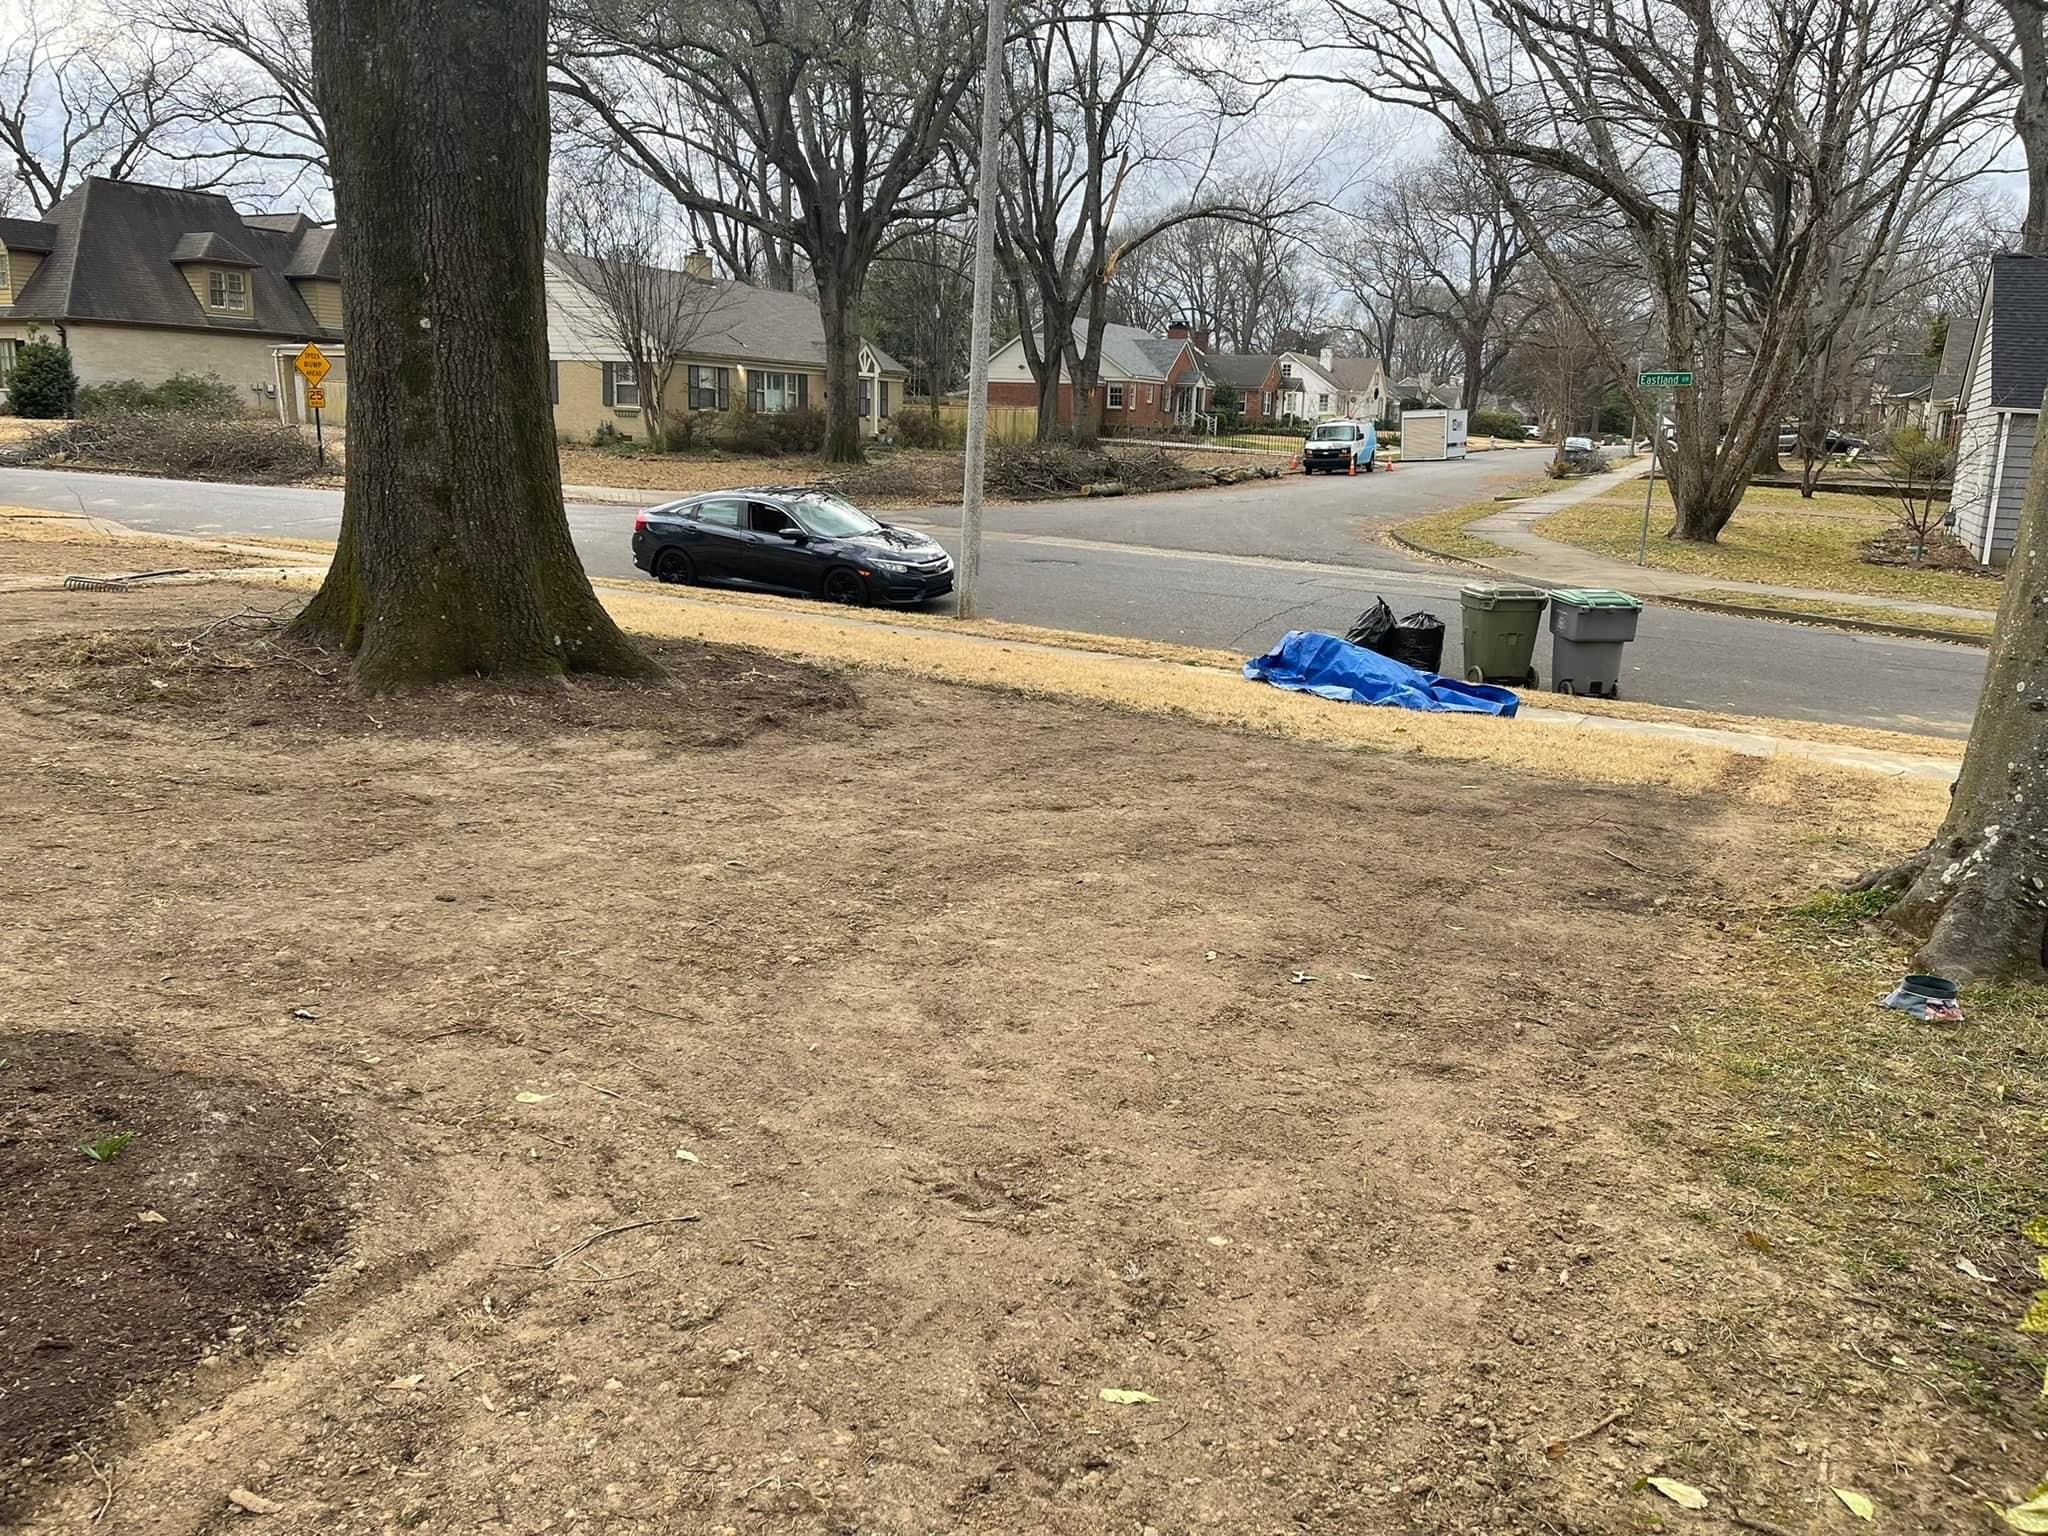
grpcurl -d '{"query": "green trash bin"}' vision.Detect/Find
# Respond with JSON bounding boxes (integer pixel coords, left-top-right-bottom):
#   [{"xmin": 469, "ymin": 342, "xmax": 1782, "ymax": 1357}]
[{"xmin": 1458, "ymin": 583, "xmax": 1549, "ymax": 688}]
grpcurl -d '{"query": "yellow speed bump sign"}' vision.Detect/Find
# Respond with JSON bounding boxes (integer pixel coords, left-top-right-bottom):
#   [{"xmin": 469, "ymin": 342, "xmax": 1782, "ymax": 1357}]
[{"xmin": 294, "ymin": 342, "xmax": 331, "ymax": 387}]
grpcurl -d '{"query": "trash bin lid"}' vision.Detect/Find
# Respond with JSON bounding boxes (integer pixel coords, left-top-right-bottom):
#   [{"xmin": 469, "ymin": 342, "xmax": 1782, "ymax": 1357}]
[
  {"xmin": 1460, "ymin": 582, "xmax": 1550, "ymax": 608},
  {"xmin": 1551, "ymin": 587, "xmax": 1643, "ymax": 609}
]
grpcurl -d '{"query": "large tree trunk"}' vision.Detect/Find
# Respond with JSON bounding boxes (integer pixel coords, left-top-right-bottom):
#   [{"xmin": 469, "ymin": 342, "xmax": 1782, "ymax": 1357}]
[
  {"xmin": 2012, "ymin": 0, "xmax": 2048, "ymax": 256},
  {"xmin": 294, "ymin": 0, "xmax": 649, "ymax": 689},
  {"xmin": 1859, "ymin": 412, "xmax": 2048, "ymax": 982},
  {"xmin": 818, "ymin": 267, "xmax": 865, "ymax": 464}
]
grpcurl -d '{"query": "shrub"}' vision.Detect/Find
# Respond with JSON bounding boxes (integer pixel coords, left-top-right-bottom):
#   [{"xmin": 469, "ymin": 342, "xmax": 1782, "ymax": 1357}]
[
  {"xmin": 1210, "ymin": 382, "xmax": 1242, "ymax": 421},
  {"xmin": 892, "ymin": 407, "xmax": 959, "ymax": 449},
  {"xmin": 1470, "ymin": 408, "xmax": 1526, "ymax": 441},
  {"xmin": 591, "ymin": 419, "xmax": 627, "ymax": 447},
  {"xmin": 15, "ymin": 411, "xmax": 317, "ymax": 482},
  {"xmin": 9, "ymin": 339, "xmax": 77, "ymax": 418},
  {"xmin": 706, "ymin": 403, "xmax": 827, "ymax": 456},
  {"xmin": 1547, "ymin": 447, "xmax": 1610, "ymax": 478},
  {"xmin": 76, "ymin": 372, "xmax": 239, "ymax": 418}
]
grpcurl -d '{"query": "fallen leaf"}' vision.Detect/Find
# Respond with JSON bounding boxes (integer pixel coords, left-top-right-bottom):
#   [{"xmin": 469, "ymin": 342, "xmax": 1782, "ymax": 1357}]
[
  {"xmin": 227, "ymin": 1488, "xmax": 282, "ymax": 1515},
  {"xmin": 385, "ymin": 1373, "xmax": 425, "ymax": 1391},
  {"xmin": 290, "ymin": 1008, "xmax": 317, "ymax": 1020},
  {"xmin": 1833, "ymin": 1487, "xmax": 1875, "ymax": 1520},
  {"xmin": 1741, "ymin": 1230, "xmax": 1771, "ymax": 1253},
  {"xmin": 1645, "ymin": 1477, "xmax": 1707, "ymax": 1510},
  {"xmin": 1205, "ymin": 1235, "xmax": 1231, "ymax": 1247},
  {"xmin": 514, "ymin": 1091, "xmax": 553, "ymax": 1104},
  {"xmin": 673, "ymin": 1148, "xmax": 699, "ymax": 1163},
  {"xmin": 1348, "ymin": 971, "xmax": 1375, "ymax": 981},
  {"xmin": 1098, "ymin": 1388, "xmax": 1158, "ymax": 1405},
  {"xmin": 1288, "ymin": 971, "xmax": 1315, "ymax": 985},
  {"xmin": 137, "ymin": 1209, "xmax": 167, "ymax": 1224},
  {"xmin": 2003, "ymin": 1490, "xmax": 2048, "ymax": 1533},
  {"xmin": 1958, "ymin": 1255, "xmax": 1993, "ymax": 1283}
]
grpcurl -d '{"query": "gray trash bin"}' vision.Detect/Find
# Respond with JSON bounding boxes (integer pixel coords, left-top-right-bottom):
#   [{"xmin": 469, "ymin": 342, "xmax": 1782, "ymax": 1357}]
[{"xmin": 1548, "ymin": 589, "xmax": 1642, "ymax": 698}]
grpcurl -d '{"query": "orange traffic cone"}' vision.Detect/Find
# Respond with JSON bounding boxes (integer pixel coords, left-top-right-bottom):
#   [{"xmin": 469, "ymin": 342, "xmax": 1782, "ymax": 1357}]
[{"xmin": 1347, "ymin": 458, "xmax": 1357, "ymax": 476}]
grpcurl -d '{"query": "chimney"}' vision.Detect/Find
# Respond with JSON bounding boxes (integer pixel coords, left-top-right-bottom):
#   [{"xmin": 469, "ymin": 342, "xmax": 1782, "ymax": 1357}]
[
  {"xmin": 683, "ymin": 250, "xmax": 714, "ymax": 279},
  {"xmin": 1319, "ymin": 346, "xmax": 1334, "ymax": 372},
  {"xmin": 1166, "ymin": 319, "xmax": 1212, "ymax": 353}
]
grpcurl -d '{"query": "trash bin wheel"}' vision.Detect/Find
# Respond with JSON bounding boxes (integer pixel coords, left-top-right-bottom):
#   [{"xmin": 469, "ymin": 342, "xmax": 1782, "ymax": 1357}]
[
  {"xmin": 1465, "ymin": 666, "xmax": 1484, "ymax": 684},
  {"xmin": 1556, "ymin": 679, "xmax": 1576, "ymax": 696},
  {"xmin": 1524, "ymin": 666, "xmax": 1539, "ymax": 689}
]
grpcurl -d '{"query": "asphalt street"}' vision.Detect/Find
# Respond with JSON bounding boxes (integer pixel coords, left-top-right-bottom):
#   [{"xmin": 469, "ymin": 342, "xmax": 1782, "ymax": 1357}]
[{"xmin": 0, "ymin": 463, "xmax": 1984, "ymax": 737}]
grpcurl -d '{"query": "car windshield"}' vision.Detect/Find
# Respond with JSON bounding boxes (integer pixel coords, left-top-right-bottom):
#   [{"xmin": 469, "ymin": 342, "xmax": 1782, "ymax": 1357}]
[
  {"xmin": 793, "ymin": 494, "xmax": 882, "ymax": 537},
  {"xmin": 1310, "ymin": 424, "xmax": 1359, "ymax": 441}
]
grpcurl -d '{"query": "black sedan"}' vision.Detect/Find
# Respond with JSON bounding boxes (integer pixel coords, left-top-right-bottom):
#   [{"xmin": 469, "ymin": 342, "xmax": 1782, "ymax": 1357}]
[{"xmin": 632, "ymin": 487, "xmax": 955, "ymax": 605}]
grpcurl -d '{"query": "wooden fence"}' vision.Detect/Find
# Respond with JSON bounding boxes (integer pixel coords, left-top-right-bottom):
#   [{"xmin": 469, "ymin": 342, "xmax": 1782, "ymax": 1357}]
[{"xmin": 933, "ymin": 402, "xmax": 1040, "ymax": 443}]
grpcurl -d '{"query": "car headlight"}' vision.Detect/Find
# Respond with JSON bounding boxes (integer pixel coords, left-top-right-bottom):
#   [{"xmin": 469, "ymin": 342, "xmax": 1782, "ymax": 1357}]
[{"xmin": 866, "ymin": 557, "xmax": 912, "ymax": 572}]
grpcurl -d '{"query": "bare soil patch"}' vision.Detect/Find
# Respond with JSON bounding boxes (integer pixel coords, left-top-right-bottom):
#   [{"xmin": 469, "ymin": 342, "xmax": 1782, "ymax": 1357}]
[
  {"xmin": 0, "ymin": 574, "xmax": 2032, "ymax": 1535},
  {"xmin": 0, "ymin": 1032, "xmax": 348, "ymax": 1520},
  {"xmin": 0, "ymin": 517, "xmax": 255, "ymax": 581}
]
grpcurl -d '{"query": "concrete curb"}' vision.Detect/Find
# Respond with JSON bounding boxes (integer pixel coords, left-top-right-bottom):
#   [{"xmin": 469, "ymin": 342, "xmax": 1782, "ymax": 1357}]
[{"xmin": 1389, "ymin": 524, "xmax": 1992, "ymax": 648}]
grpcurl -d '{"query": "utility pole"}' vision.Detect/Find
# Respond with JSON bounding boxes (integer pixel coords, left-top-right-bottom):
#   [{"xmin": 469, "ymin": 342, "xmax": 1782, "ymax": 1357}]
[{"xmin": 956, "ymin": 0, "xmax": 1008, "ymax": 620}]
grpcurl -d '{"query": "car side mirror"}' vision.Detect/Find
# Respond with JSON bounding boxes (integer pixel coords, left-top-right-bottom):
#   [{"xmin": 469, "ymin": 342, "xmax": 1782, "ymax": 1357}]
[{"xmin": 776, "ymin": 526, "xmax": 806, "ymax": 541}]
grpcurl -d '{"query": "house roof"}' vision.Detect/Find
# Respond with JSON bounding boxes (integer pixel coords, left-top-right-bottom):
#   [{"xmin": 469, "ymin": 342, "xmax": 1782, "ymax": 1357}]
[
  {"xmin": 1929, "ymin": 315, "xmax": 1975, "ymax": 405},
  {"xmin": 6, "ymin": 177, "xmax": 331, "ymax": 338},
  {"xmin": 1133, "ymin": 336, "xmax": 1190, "ymax": 377},
  {"xmin": 284, "ymin": 226, "xmax": 341, "ymax": 280},
  {"xmin": 169, "ymin": 230, "xmax": 260, "ymax": 266},
  {"xmin": 1325, "ymin": 355, "xmax": 1382, "ymax": 393},
  {"xmin": 548, "ymin": 249, "xmax": 906, "ymax": 375},
  {"xmin": 1202, "ymin": 353, "xmax": 1278, "ymax": 390},
  {"xmin": 1985, "ymin": 254, "xmax": 2048, "ymax": 410},
  {"xmin": 0, "ymin": 217, "xmax": 59, "ymax": 253}
]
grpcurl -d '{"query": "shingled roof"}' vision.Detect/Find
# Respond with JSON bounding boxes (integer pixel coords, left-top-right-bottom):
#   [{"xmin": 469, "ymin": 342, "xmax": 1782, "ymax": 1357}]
[
  {"xmin": 0, "ymin": 216, "xmax": 59, "ymax": 253},
  {"xmin": 1201, "ymin": 353, "xmax": 1279, "ymax": 390},
  {"xmin": 1983, "ymin": 254, "xmax": 2048, "ymax": 411},
  {"xmin": 5, "ymin": 177, "xmax": 336, "ymax": 337}
]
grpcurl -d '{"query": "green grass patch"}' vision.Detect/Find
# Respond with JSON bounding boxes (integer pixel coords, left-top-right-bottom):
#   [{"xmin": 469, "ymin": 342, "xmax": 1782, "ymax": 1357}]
[
  {"xmin": 1683, "ymin": 589, "xmax": 1996, "ymax": 638},
  {"xmin": 1536, "ymin": 484, "xmax": 2001, "ymax": 609},
  {"xmin": 1394, "ymin": 479, "xmax": 1555, "ymax": 561}
]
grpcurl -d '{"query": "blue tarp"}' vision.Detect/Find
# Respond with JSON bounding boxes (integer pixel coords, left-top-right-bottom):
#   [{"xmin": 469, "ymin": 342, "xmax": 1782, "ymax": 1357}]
[{"xmin": 1243, "ymin": 630, "xmax": 1520, "ymax": 717}]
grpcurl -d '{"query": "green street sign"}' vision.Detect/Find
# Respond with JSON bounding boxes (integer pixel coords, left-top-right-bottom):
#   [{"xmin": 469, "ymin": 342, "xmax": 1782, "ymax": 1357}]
[{"xmin": 1638, "ymin": 370, "xmax": 1694, "ymax": 389}]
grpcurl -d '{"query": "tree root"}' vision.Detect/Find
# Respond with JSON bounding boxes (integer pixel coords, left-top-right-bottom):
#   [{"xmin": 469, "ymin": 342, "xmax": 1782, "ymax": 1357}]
[{"xmin": 1845, "ymin": 852, "xmax": 1928, "ymax": 895}]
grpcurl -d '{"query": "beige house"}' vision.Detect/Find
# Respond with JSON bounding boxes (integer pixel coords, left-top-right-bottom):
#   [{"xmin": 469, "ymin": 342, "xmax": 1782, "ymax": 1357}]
[
  {"xmin": 541, "ymin": 251, "xmax": 907, "ymax": 441},
  {"xmin": 0, "ymin": 178, "xmax": 344, "ymax": 418}
]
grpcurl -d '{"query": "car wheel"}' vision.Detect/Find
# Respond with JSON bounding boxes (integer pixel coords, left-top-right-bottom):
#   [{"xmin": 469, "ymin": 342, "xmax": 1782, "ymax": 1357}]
[
  {"xmin": 822, "ymin": 567, "xmax": 868, "ymax": 606},
  {"xmin": 653, "ymin": 547, "xmax": 694, "ymax": 585}
]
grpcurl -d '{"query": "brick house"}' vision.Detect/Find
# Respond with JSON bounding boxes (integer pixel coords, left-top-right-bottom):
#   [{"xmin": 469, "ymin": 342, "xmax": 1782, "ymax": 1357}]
[
  {"xmin": 1204, "ymin": 353, "xmax": 1284, "ymax": 421},
  {"xmin": 986, "ymin": 320, "xmax": 1205, "ymax": 428}
]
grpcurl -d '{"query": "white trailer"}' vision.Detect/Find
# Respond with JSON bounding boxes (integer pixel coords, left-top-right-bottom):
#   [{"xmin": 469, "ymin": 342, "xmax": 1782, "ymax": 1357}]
[{"xmin": 1401, "ymin": 408, "xmax": 1468, "ymax": 461}]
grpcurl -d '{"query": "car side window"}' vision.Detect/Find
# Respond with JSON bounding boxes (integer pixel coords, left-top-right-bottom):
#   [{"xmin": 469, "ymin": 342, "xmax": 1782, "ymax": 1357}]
[
  {"xmin": 693, "ymin": 499, "xmax": 741, "ymax": 527},
  {"xmin": 747, "ymin": 501, "xmax": 796, "ymax": 535}
]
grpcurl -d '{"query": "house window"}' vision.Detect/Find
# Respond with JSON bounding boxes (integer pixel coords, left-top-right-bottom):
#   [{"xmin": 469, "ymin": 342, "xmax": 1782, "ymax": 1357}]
[
  {"xmin": 0, "ymin": 338, "xmax": 17, "ymax": 381},
  {"xmin": 1106, "ymin": 383, "xmax": 1126, "ymax": 410},
  {"xmin": 1319, "ymin": 393, "xmax": 1330, "ymax": 413},
  {"xmin": 751, "ymin": 370, "xmax": 811, "ymax": 413},
  {"xmin": 1279, "ymin": 360, "xmax": 1292, "ymax": 379},
  {"xmin": 207, "ymin": 269, "xmax": 247, "ymax": 312},
  {"xmin": 603, "ymin": 362, "xmax": 640, "ymax": 408},
  {"xmin": 688, "ymin": 365, "xmax": 729, "ymax": 412}
]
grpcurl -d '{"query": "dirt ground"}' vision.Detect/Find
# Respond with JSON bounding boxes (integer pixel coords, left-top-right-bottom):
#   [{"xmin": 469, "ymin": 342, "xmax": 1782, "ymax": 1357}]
[{"xmin": 0, "ymin": 566, "xmax": 2037, "ymax": 1535}]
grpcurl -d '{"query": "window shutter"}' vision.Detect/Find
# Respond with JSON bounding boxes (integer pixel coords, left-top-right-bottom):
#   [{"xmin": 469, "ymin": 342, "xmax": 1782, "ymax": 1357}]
[
  {"xmin": 548, "ymin": 361, "xmax": 559, "ymax": 405},
  {"xmin": 717, "ymin": 367, "xmax": 729, "ymax": 412},
  {"xmin": 880, "ymin": 382, "xmax": 889, "ymax": 418},
  {"xmin": 797, "ymin": 374, "xmax": 809, "ymax": 408},
  {"xmin": 602, "ymin": 364, "xmax": 615, "ymax": 406}
]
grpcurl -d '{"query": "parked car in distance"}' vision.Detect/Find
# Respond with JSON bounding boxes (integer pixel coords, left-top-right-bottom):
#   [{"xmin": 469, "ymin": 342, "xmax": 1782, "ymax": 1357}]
[
  {"xmin": 632, "ymin": 488, "xmax": 955, "ymax": 606},
  {"xmin": 1776, "ymin": 425, "xmax": 1869, "ymax": 457},
  {"xmin": 1301, "ymin": 419, "xmax": 1377, "ymax": 474},
  {"xmin": 1561, "ymin": 435, "xmax": 1594, "ymax": 452}
]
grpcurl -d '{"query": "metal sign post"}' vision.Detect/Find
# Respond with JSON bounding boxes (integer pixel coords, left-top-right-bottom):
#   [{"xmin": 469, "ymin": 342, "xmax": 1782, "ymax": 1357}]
[
  {"xmin": 1635, "ymin": 370, "xmax": 1695, "ymax": 565},
  {"xmin": 294, "ymin": 342, "xmax": 333, "ymax": 472}
]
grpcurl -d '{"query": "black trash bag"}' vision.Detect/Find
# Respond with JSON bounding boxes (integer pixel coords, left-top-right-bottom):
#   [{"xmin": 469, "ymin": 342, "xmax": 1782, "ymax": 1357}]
[
  {"xmin": 1387, "ymin": 610, "xmax": 1446, "ymax": 674},
  {"xmin": 1344, "ymin": 597, "xmax": 1397, "ymax": 652}
]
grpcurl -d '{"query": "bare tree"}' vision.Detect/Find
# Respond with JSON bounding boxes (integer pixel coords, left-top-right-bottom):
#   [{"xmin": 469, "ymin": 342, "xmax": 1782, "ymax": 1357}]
[
  {"xmin": 1373, "ymin": 148, "xmax": 1537, "ymax": 411},
  {"xmin": 0, "ymin": 4, "xmax": 275, "ymax": 211},
  {"xmin": 1319, "ymin": 0, "xmax": 2001, "ymax": 542},
  {"xmin": 155, "ymin": 0, "xmax": 327, "ymax": 181},
  {"xmin": 1965, "ymin": 0, "xmax": 2048, "ymax": 255},
  {"xmin": 550, "ymin": 0, "xmax": 983, "ymax": 462},
  {"xmin": 866, "ymin": 223, "xmax": 976, "ymax": 406},
  {"xmin": 294, "ymin": 0, "xmax": 648, "ymax": 686},
  {"xmin": 553, "ymin": 168, "xmax": 736, "ymax": 451}
]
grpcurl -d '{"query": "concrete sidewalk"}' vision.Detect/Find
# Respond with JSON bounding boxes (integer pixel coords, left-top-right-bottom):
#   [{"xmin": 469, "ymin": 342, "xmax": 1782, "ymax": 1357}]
[{"xmin": 1457, "ymin": 466, "xmax": 1995, "ymax": 623}]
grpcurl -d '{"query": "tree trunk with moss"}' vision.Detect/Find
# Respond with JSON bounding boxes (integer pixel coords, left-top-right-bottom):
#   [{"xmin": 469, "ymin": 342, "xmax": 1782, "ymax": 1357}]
[
  {"xmin": 292, "ymin": 0, "xmax": 651, "ymax": 689},
  {"xmin": 1857, "ymin": 400, "xmax": 2048, "ymax": 982}
]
